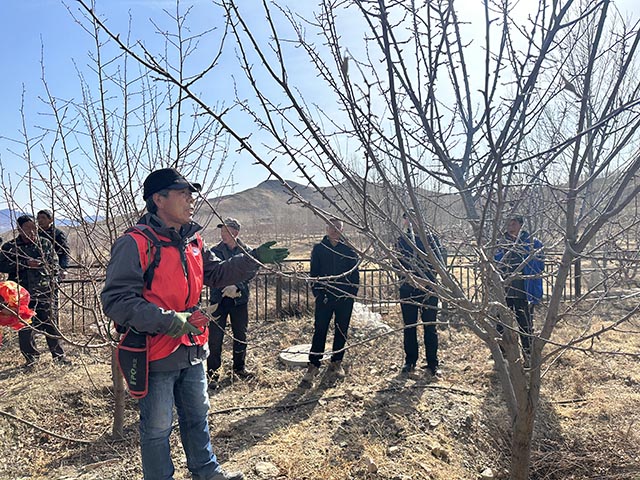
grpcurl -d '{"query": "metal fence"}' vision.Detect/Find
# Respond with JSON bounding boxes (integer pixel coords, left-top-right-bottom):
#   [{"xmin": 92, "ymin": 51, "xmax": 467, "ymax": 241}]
[{"xmin": 57, "ymin": 255, "xmax": 593, "ymax": 332}]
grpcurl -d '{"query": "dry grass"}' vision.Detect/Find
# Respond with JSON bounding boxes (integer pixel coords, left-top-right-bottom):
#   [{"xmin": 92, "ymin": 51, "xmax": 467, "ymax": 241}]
[{"xmin": 0, "ymin": 302, "xmax": 639, "ymax": 479}]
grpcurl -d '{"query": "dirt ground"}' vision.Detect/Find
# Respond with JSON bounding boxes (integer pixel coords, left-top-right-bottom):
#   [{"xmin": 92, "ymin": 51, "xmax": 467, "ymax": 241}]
[{"xmin": 0, "ymin": 304, "xmax": 639, "ymax": 480}]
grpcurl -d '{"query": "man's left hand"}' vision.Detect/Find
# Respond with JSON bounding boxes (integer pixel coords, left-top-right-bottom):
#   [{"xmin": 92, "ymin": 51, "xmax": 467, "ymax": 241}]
[{"xmin": 254, "ymin": 241, "xmax": 289, "ymax": 264}]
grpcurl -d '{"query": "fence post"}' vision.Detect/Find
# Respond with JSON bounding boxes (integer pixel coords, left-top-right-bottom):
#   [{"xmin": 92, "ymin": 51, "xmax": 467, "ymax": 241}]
[
  {"xmin": 574, "ymin": 258, "xmax": 582, "ymax": 298},
  {"xmin": 275, "ymin": 267, "xmax": 283, "ymax": 317}
]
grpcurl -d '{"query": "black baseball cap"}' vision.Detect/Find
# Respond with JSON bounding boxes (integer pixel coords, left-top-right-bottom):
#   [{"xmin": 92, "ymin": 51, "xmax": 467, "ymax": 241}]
[
  {"xmin": 143, "ymin": 168, "xmax": 202, "ymax": 200},
  {"xmin": 17, "ymin": 215, "xmax": 35, "ymax": 227}
]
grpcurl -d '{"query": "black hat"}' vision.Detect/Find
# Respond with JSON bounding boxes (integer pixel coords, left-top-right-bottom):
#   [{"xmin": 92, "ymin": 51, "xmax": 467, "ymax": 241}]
[
  {"xmin": 143, "ymin": 168, "xmax": 202, "ymax": 200},
  {"xmin": 17, "ymin": 215, "xmax": 35, "ymax": 227}
]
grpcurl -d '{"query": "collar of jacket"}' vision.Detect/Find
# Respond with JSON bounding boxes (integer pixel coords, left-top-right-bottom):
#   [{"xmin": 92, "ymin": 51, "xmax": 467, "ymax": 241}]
[
  {"xmin": 215, "ymin": 238, "xmax": 248, "ymax": 256},
  {"xmin": 137, "ymin": 212, "xmax": 202, "ymax": 241},
  {"xmin": 321, "ymin": 235, "xmax": 346, "ymax": 248},
  {"xmin": 504, "ymin": 230, "xmax": 531, "ymax": 243},
  {"xmin": 15, "ymin": 236, "xmax": 38, "ymax": 247}
]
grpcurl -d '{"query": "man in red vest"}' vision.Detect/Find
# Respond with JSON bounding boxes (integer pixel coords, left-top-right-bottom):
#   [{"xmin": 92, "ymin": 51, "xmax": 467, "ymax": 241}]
[{"xmin": 101, "ymin": 168, "xmax": 288, "ymax": 480}]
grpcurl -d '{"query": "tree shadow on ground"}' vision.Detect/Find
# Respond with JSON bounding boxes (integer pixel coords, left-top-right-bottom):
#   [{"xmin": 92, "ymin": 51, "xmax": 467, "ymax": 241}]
[
  {"xmin": 29, "ymin": 386, "xmax": 140, "ymax": 479},
  {"xmin": 329, "ymin": 369, "xmax": 427, "ymax": 472},
  {"xmin": 211, "ymin": 366, "xmax": 340, "ymax": 454}
]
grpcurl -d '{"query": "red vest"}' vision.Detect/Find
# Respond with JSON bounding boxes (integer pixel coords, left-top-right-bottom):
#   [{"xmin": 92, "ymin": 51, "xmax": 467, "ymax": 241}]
[{"xmin": 128, "ymin": 227, "xmax": 208, "ymax": 362}]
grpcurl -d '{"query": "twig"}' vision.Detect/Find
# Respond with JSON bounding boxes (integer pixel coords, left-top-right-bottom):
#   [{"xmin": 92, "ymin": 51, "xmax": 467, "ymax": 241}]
[
  {"xmin": 0, "ymin": 408, "xmax": 101, "ymax": 444},
  {"xmin": 551, "ymin": 398, "xmax": 587, "ymax": 405}
]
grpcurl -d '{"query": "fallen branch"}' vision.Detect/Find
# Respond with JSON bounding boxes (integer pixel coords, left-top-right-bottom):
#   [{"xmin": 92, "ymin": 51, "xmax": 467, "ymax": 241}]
[{"xmin": 0, "ymin": 408, "xmax": 104, "ymax": 444}]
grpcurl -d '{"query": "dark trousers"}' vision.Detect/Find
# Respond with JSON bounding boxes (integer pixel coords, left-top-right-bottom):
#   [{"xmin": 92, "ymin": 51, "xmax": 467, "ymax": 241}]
[
  {"xmin": 19, "ymin": 299, "xmax": 64, "ymax": 362},
  {"xmin": 207, "ymin": 301, "xmax": 249, "ymax": 373},
  {"xmin": 309, "ymin": 297, "xmax": 354, "ymax": 367},
  {"xmin": 400, "ymin": 292, "xmax": 439, "ymax": 369},
  {"xmin": 497, "ymin": 297, "xmax": 532, "ymax": 354}
]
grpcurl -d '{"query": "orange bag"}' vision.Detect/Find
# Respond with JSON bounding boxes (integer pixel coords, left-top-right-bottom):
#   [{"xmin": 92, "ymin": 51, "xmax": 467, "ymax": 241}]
[{"xmin": 0, "ymin": 281, "xmax": 35, "ymax": 330}]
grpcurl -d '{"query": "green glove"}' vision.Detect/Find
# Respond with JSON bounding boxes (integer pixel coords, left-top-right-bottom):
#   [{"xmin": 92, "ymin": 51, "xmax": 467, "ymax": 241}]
[
  {"xmin": 166, "ymin": 312, "xmax": 201, "ymax": 338},
  {"xmin": 254, "ymin": 241, "xmax": 289, "ymax": 264}
]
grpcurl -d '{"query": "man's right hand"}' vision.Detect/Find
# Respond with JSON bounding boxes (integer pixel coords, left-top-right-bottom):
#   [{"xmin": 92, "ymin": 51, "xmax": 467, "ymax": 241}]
[
  {"xmin": 27, "ymin": 258, "xmax": 42, "ymax": 268},
  {"xmin": 166, "ymin": 312, "xmax": 201, "ymax": 338},
  {"xmin": 222, "ymin": 285, "xmax": 241, "ymax": 298}
]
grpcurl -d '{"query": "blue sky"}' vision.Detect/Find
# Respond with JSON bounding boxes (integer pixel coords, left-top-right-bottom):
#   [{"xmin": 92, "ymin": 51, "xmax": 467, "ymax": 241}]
[
  {"xmin": 0, "ymin": 0, "xmax": 310, "ymax": 211},
  {"xmin": 1, "ymin": 0, "xmax": 640, "ymax": 213}
]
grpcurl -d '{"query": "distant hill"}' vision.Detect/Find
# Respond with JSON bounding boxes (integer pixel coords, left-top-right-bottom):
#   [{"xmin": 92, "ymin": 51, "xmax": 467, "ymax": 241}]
[
  {"xmin": 196, "ymin": 179, "xmax": 333, "ymax": 241},
  {"xmin": 193, "ymin": 177, "xmax": 466, "ymax": 245},
  {"xmin": 0, "ymin": 178, "xmax": 463, "ymax": 244},
  {"xmin": 0, "ymin": 209, "xmax": 104, "ymax": 238},
  {"xmin": 0, "ymin": 209, "xmax": 27, "ymax": 236},
  {"xmin": 56, "ymin": 215, "xmax": 106, "ymax": 227}
]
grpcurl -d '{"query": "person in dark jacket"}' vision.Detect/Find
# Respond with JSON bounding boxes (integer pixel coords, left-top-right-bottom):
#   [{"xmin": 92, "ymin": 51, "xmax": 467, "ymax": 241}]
[
  {"xmin": 36, "ymin": 209, "xmax": 70, "ymax": 274},
  {"xmin": 207, "ymin": 218, "xmax": 256, "ymax": 387},
  {"xmin": 0, "ymin": 215, "xmax": 68, "ymax": 367},
  {"xmin": 494, "ymin": 216, "xmax": 544, "ymax": 360},
  {"xmin": 37, "ymin": 209, "xmax": 71, "ymax": 333},
  {"xmin": 301, "ymin": 218, "xmax": 360, "ymax": 386},
  {"xmin": 397, "ymin": 210, "xmax": 444, "ymax": 377},
  {"xmin": 101, "ymin": 168, "xmax": 288, "ymax": 480}
]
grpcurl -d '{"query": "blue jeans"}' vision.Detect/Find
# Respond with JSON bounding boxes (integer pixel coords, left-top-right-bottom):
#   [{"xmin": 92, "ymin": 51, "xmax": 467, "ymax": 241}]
[{"xmin": 139, "ymin": 362, "xmax": 220, "ymax": 480}]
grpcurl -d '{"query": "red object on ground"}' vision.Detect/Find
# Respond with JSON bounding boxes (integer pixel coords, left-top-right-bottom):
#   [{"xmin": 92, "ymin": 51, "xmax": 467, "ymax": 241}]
[{"xmin": 0, "ymin": 281, "xmax": 35, "ymax": 330}]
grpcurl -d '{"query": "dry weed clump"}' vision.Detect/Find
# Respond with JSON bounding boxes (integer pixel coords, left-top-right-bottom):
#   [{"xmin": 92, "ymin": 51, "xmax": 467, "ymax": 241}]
[{"xmin": 529, "ymin": 305, "xmax": 640, "ymax": 479}]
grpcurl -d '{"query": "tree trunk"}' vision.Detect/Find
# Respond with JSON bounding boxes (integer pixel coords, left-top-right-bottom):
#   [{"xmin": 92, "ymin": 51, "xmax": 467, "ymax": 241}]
[
  {"xmin": 111, "ymin": 345, "xmax": 125, "ymax": 439},
  {"xmin": 510, "ymin": 397, "xmax": 536, "ymax": 480}
]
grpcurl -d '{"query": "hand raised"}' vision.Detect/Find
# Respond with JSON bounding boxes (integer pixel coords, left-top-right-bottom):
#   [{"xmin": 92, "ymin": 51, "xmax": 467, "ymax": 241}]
[{"xmin": 254, "ymin": 241, "xmax": 289, "ymax": 264}]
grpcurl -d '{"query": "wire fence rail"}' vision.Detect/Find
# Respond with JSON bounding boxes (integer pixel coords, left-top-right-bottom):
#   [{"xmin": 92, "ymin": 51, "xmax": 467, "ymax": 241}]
[{"xmin": 53, "ymin": 252, "xmax": 637, "ymax": 333}]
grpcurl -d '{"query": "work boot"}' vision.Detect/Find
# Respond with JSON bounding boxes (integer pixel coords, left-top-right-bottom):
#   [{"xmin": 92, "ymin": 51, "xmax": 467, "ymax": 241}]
[
  {"xmin": 53, "ymin": 355, "xmax": 72, "ymax": 366},
  {"xmin": 300, "ymin": 364, "xmax": 320, "ymax": 387},
  {"xmin": 424, "ymin": 365, "xmax": 441, "ymax": 380},
  {"xmin": 328, "ymin": 360, "xmax": 346, "ymax": 378},
  {"xmin": 23, "ymin": 355, "xmax": 39, "ymax": 371},
  {"xmin": 233, "ymin": 368, "xmax": 254, "ymax": 380},
  {"xmin": 206, "ymin": 469, "xmax": 244, "ymax": 480},
  {"xmin": 208, "ymin": 371, "xmax": 220, "ymax": 391},
  {"xmin": 401, "ymin": 363, "xmax": 415, "ymax": 373}
]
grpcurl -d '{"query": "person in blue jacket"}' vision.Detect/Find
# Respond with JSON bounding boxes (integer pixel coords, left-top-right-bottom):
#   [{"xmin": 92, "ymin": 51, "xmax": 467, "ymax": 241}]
[{"xmin": 494, "ymin": 216, "xmax": 544, "ymax": 359}]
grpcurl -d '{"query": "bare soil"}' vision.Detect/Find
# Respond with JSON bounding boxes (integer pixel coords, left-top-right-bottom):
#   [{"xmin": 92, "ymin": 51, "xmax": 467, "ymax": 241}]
[{"xmin": 0, "ymin": 304, "xmax": 639, "ymax": 480}]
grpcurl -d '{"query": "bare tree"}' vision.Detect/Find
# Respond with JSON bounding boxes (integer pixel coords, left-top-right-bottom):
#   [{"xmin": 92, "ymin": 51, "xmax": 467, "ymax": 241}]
[
  {"xmin": 33, "ymin": 0, "xmax": 640, "ymax": 477},
  {"xmin": 3, "ymin": 1, "xmax": 234, "ymax": 437}
]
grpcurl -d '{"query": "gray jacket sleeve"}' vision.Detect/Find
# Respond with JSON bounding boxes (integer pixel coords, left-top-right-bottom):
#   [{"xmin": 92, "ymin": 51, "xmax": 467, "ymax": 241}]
[
  {"xmin": 100, "ymin": 235, "xmax": 177, "ymax": 335},
  {"xmin": 202, "ymin": 247, "xmax": 259, "ymax": 289}
]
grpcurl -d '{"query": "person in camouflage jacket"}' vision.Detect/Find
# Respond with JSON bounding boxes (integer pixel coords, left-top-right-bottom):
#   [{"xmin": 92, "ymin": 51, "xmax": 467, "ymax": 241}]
[{"xmin": 0, "ymin": 215, "xmax": 67, "ymax": 367}]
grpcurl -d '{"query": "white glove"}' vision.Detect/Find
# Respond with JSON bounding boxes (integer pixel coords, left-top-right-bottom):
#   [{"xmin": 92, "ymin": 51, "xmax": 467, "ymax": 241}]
[{"xmin": 222, "ymin": 285, "xmax": 241, "ymax": 299}]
